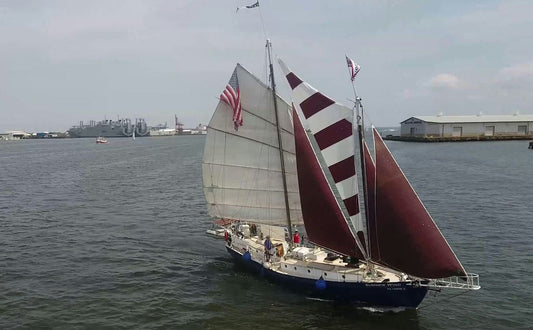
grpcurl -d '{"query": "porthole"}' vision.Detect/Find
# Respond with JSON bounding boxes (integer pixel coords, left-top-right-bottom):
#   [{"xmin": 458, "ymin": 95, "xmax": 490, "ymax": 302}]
[
  {"xmin": 294, "ymin": 267, "xmax": 297, "ymax": 270},
  {"xmin": 342, "ymin": 275, "xmax": 345, "ymax": 279},
  {"xmin": 284, "ymin": 264, "xmax": 287, "ymax": 268},
  {"xmin": 324, "ymin": 272, "xmax": 327, "ymax": 276},
  {"xmin": 307, "ymin": 269, "xmax": 311, "ymax": 273}
]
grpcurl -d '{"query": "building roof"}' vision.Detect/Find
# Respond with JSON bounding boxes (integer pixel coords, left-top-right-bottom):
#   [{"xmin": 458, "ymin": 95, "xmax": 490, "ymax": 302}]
[{"xmin": 403, "ymin": 114, "xmax": 533, "ymax": 124}]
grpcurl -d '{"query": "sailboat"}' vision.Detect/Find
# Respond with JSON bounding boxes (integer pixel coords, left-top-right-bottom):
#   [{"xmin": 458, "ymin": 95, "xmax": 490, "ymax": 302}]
[{"xmin": 202, "ymin": 40, "xmax": 479, "ymax": 309}]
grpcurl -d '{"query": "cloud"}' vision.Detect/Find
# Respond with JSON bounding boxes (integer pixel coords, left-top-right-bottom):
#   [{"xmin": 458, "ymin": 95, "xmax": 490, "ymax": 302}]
[
  {"xmin": 497, "ymin": 62, "xmax": 533, "ymax": 80},
  {"xmin": 430, "ymin": 73, "xmax": 462, "ymax": 89}
]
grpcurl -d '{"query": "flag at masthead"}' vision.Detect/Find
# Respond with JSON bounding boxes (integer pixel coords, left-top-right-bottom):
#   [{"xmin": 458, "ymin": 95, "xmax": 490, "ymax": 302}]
[{"xmin": 346, "ymin": 56, "xmax": 361, "ymax": 81}]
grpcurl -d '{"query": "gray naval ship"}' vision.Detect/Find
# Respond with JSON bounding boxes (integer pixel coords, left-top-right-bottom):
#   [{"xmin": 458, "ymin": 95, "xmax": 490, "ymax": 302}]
[{"xmin": 68, "ymin": 118, "xmax": 150, "ymax": 138}]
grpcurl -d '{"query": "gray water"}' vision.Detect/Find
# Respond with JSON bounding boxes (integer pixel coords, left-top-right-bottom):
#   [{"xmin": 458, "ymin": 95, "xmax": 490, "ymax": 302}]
[{"xmin": 0, "ymin": 137, "xmax": 531, "ymax": 329}]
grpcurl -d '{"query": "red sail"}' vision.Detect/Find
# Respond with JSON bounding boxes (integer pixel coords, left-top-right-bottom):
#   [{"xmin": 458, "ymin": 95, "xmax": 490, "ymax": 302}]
[
  {"xmin": 363, "ymin": 141, "xmax": 379, "ymax": 260},
  {"xmin": 294, "ymin": 108, "xmax": 363, "ymax": 259},
  {"xmin": 373, "ymin": 128, "xmax": 466, "ymax": 278}
]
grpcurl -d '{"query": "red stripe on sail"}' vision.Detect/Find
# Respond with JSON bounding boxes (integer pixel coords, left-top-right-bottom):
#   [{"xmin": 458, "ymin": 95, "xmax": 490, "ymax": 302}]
[
  {"xmin": 293, "ymin": 107, "xmax": 363, "ymax": 259},
  {"xmin": 314, "ymin": 119, "xmax": 352, "ymax": 150},
  {"xmin": 286, "ymin": 72, "xmax": 303, "ymax": 90},
  {"xmin": 373, "ymin": 128, "xmax": 466, "ymax": 278},
  {"xmin": 343, "ymin": 194, "xmax": 359, "ymax": 216},
  {"xmin": 300, "ymin": 92, "xmax": 335, "ymax": 119},
  {"xmin": 329, "ymin": 156, "xmax": 355, "ymax": 183}
]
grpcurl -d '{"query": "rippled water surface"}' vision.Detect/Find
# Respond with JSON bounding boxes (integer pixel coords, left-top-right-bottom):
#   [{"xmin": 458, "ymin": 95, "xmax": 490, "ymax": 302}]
[{"xmin": 1, "ymin": 137, "xmax": 531, "ymax": 329}]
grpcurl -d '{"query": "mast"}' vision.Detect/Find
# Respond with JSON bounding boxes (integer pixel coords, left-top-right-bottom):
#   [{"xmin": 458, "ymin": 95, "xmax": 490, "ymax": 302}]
[
  {"xmin": 351, "ymin": 77, "xmax": 371, "ymax": 261},
  {"xmin": 266, "ymin": 39, "xmax": 293, "ymax": 238}
]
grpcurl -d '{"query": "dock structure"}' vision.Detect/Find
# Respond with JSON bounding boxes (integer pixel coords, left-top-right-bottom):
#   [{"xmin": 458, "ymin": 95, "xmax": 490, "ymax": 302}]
[{"xmin": 395, "ymin": 114, "xmax": 533, "ymax": 142}]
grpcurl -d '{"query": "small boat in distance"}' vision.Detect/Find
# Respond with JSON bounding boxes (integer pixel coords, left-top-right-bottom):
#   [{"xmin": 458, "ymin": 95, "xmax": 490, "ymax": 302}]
[
  {"xmin": 96, "ymin": 136, "xmax": 108, "ymax": 144},
  {"xmin": 529, "ymin": 140, "xmax": 533, "ymax": 149}
]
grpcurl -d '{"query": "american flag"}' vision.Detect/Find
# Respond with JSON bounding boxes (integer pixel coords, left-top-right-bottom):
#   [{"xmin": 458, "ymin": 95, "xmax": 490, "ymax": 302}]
[
  {"xmin": 346, "ymin": 56, "xmax": 361, "ymax": 81},
  {"xmin": 220, "ymin": 68, "xmax": 243, "ymax": 130}
]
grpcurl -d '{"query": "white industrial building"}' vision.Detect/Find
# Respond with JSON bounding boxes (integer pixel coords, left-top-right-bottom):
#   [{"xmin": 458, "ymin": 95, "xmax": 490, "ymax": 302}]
[
  {"xmin": 0, "ymin": 131, "xmax": 30, "ymax": 140},
  {"xmin": 401, "ymin": 114, "xmax": 533, "ymax": 138}
]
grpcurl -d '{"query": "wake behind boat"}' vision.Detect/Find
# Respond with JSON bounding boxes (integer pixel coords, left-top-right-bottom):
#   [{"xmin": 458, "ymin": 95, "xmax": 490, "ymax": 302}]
[{"xmin": 202, "ymin": 40, "xmax": 479, "ymax": 309}]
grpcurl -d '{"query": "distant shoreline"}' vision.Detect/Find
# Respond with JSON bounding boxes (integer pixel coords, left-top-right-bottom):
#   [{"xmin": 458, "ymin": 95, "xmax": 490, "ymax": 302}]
[{"xmin": 383, "ymin": 135, "xmax": 533, "ymax": 142}]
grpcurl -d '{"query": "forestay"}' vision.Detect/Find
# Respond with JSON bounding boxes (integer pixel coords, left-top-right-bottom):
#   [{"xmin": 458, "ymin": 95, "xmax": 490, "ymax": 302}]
[{"xmin": 203, "ymin": 64, "xmax": 303, "ymax": 226}]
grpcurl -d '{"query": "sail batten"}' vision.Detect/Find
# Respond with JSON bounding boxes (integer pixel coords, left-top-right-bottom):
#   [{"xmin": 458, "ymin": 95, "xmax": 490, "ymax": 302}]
[{"xmin": 207, "ymin": 126, "xmax": 296, "ymax": 151}]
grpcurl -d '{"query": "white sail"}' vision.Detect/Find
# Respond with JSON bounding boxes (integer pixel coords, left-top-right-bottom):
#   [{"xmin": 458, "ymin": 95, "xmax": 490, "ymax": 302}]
[{"xmin": 202, "ymin": 64, "xmax": 303, "ymax": 225}]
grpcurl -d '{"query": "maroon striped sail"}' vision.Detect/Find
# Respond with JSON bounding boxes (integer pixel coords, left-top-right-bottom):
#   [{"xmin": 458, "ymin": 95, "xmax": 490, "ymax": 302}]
[
  {"xmin": 278, "ymin": 59, "xmax": 367, "ymax": 258},
  {"xmin": 373, "ymin": 128, "xmax": 466, "ymax": 278},
  {"xmin": 293, "ymin": 108, "xmax": 363, "ymax": 259}
]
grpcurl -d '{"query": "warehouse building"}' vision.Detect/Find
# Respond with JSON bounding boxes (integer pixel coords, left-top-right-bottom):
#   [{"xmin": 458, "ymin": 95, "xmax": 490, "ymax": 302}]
[{"xmin": 401, "ymin": 114, "xmax": 533, "ymax": 138}]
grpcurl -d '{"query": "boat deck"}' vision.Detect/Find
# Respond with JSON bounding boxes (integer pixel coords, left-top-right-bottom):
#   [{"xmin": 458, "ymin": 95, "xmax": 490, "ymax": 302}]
[{"xmin": 234, "ymin": 235, "xmax": 405, "ymax": 284}]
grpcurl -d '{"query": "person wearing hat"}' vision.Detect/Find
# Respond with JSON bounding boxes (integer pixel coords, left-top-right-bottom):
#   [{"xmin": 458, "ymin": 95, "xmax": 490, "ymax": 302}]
[{"xmin": 293, "ymin": 230, "xmax": 300, "ymax": 247}]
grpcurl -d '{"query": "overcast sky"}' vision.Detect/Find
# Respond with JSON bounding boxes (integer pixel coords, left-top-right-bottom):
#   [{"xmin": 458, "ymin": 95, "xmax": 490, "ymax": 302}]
[{"xmin": 1, "ymin": 0, "xmax": 532, "ymax": 132}]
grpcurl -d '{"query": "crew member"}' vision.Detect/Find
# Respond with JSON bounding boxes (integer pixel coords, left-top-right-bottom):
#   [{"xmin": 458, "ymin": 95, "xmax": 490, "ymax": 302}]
[
  {"xmin": 293, "ymin": 230, "xmax": 300, "ymax": 246},
  {"xmin": 264, "ymin": 236, "xmax": 273, "ymax": 262}
]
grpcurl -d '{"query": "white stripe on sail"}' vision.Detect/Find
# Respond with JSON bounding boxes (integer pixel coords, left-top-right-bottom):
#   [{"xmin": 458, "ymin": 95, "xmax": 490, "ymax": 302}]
[
  {"xmin": 336, "ymin": 176, "xmax": 357, "ymax": 199},
  {"xmin": 320, "ymin": 136, "xmax": 354, "ymax": 166},
  {"xmin": 349, "ymin": 214, "xmax": 365, "ymax": 232},
  {"xmin": 290, "ymin": 79, "xmax": 316, "ymax": 103},
  {"xmin": 307, "ymin": 103, "xmax": 352, "ymax": 133},
  {"xmin": 291, "ymin": 91, "xmax": 352, "ymax": 133}
]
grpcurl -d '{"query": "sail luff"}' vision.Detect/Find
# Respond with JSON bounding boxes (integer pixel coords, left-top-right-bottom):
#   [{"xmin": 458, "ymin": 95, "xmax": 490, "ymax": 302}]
[
  {"xmin": 363, "ymin": 139, "xmax": 379, "ymax": 261},
  {"xmin": 355, "ymin": 107, "xmax": 369, "ymax": 256},
  {"xmin": 373, "ymin": 128, "xmax": 467, "ymax": 278}
]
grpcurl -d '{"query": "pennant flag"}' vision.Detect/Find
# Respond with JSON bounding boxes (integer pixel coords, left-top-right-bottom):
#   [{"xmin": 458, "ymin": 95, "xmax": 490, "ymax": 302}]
[
  {"xmin": 237, "ymin": 1, "xmax": 259, "ymax": 12},
  {"xmin": 220, "ymin": 68, "xmax": 243, "ymax": 131},
  {"xmin": 346, "ymin": 56, "xmax": 361, "ymax": 81}
]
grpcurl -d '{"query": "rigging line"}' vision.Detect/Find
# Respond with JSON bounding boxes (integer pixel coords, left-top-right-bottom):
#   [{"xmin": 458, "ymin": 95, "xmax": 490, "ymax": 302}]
[
  {"xmin": 264, "ymin": 44, "xmax": 269, "ymax": 88},
  {"xmin": 258, "ymin": 1, "xmax": 268, "ymax": 41},
  {"xmin": 417, "ymin": 290, "xmax": 474, "ymax": 310}
]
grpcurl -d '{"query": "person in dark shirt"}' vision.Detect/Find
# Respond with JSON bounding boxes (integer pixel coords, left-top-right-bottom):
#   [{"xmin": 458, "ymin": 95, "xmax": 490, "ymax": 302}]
[{"xmin": 264, "ymin": 236, "xmax": 273, "ymax": 261}]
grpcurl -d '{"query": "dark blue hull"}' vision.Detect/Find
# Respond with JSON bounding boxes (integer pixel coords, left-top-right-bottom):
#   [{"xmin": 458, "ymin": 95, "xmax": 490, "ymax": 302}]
[{"xmin": 226, "ymin": 246, "xmax": 428, "ymax": 309}]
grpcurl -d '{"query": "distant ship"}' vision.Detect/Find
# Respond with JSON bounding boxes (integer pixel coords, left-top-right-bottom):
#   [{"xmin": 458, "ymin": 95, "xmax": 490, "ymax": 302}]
[{"xmin": 68, "ymin": 118, "xmax": 150, "ymax": 138}]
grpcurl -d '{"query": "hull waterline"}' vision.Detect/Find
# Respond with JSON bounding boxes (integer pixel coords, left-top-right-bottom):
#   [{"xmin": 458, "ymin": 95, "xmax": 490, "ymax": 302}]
[{"xmin": 226, "ymin": 246, "xmax": 428, "ymax": 309}]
